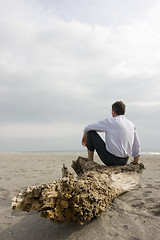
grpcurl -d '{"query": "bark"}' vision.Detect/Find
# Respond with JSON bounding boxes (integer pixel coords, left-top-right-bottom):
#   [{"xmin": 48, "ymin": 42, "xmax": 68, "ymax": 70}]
[{"xmin": 12, "ymin": 157, "xmax": 144, "ymax": 225}]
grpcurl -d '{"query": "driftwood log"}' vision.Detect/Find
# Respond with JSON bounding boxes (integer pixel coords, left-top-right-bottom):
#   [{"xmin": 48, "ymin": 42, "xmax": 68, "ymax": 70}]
[{"xmin": 12, "ymin": 157, "xmax": 144, "ymax": 225}]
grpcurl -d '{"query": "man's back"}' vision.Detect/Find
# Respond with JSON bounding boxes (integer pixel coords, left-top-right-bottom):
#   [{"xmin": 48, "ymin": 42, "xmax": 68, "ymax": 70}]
[
  {"xmin": 104, "ymin": 115, "xmax": 136, "ymax": 158},
  {"xmin": 83, "ymin": 115, "xmax": 140, "ymax": 158}
]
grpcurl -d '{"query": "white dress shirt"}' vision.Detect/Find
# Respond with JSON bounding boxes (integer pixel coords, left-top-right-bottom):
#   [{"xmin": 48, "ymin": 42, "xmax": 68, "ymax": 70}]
[{"xmin": 83, "ymin": 115, "xmax": 141, "ymax": 158}]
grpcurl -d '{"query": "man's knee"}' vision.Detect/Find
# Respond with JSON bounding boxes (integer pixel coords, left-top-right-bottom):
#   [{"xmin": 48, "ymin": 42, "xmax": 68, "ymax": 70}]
[{"xmin": 87, "ymin": 130, "xmax": 97, "ymax": 137}]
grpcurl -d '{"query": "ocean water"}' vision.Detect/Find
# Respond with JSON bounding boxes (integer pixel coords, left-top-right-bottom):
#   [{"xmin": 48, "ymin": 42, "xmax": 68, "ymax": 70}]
[
  {"xmin": 9, "ymin": 149, "xmax": 160, "ymax": 155},
  {"xmin": 141, "ymin": 149, "xmax": 160, "ymax": 155}
]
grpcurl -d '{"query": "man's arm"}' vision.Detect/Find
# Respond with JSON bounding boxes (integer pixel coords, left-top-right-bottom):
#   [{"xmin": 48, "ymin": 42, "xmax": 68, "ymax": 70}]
[
  {"xmin": 82, "ymin": 119, "xmax": 108, "ymax": 147},
  {"xmin": 83, "ymin": 119, "xmax": 108, "ymax": 134},
  {"xmin": 82, "ymin": 133, "xmax": 87, "ymax": 147},
  {"xmin": 132, "ymin": 127, "xmax": 141, "ymax": 157},
  {"xmin": 130, "ymin": 126, "xmax": 141, "ymax": 164}
]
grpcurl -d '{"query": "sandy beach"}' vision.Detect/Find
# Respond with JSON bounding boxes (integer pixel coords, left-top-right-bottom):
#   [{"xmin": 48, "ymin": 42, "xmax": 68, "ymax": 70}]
[{"xmin": 0, "ymin": 152, "xmax": 160, "ymax": 240}]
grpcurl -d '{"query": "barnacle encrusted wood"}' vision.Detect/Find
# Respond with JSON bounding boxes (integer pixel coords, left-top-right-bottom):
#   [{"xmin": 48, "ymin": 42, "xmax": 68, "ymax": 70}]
[{"xmin": 12, "ymin": 157, "xmax": 144, "ymax": 225}]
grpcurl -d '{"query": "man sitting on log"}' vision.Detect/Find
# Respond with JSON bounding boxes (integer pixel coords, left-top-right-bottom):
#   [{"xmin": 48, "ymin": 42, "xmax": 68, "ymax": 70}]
[{"xmin": 82, "ymin": 101, "xmax": 141, "ymax": 166}]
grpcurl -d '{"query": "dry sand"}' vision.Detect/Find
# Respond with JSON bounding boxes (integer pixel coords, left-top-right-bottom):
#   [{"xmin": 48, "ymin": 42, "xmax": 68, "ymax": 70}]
[{"xmin": 0, "ymin": 152, "xmax": 160, "ymax": 240}]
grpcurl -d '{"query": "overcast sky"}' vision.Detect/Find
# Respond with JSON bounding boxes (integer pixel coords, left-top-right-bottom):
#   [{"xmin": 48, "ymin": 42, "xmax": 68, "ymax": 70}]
[{"xmin": 0, "ymin": 0, "xmax": 160, "ymax": 152}]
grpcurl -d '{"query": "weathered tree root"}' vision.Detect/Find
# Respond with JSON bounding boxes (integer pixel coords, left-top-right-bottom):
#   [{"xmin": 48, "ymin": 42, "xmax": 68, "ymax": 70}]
[{"xmin": 12, "ymin": 157, "xmax": 144, "ymax": 225}]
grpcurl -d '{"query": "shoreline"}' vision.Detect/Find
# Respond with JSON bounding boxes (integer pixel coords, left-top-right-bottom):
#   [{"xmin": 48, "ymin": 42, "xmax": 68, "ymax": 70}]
[{"xmin": 0, "ymin": 149, "xmax": 160, "ymax": 154}]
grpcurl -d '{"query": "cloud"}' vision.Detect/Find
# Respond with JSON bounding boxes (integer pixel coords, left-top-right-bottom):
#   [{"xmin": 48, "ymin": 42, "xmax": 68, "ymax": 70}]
[{"xmin": 0, "ymin": 0, "xmax": 160, "ymax": 150}]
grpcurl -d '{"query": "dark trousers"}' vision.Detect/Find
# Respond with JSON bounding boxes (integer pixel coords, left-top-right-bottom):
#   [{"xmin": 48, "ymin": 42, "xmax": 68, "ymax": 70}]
[{"xmin": 86, "ymin": 130, "xmax": 129, "ymax": 166}]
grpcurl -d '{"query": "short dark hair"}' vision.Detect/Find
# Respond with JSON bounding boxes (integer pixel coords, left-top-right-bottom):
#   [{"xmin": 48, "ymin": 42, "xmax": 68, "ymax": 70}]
[{"xmin": 112, "ymin": 101, "xmax": 126, "ymax": 115}]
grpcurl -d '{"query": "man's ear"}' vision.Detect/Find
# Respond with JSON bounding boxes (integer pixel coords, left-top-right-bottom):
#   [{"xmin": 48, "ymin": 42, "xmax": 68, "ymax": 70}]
[{"xmin": 112, "ymin": 111, "xmax": 116, "ymax": 117}]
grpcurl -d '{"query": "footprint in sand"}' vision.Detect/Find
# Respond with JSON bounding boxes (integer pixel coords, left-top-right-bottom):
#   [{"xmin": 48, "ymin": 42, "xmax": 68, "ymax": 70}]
[
  {"xmin": 144, "ymin": 197, "xmax": 158, "ymax": 203},
  {"xmin": 144, "ymin": 184, "xmax": 154, "ymax": 188},
  {"xmin": 0, "ymin": 187, "xmax": 10, "ymax": 199},
  {"xmin": 122, "ymin": 224, "xmax": 128, "ymax": 230},
  {"xmin": 147, "ymin": 203, "xmax": 160, "ymax": 217},
  {"xmin": 130, "ymin": 199, "xmax": 145, "ymax": 209},
  {"xmin": 130, "ymin": 237, "xmax": 141, "ymax": 240},
  {"xmin": 143, "ymin": 190, "xmax": 153, "ymax": 197}
]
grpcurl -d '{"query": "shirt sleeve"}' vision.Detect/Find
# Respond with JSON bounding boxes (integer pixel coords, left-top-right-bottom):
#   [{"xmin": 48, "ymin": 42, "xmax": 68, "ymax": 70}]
[
  {"xmin": 83, "ymin": 119, "xmax": 108, "ymax": 133},
  {"xmin": 132, "ymin": 127, "xmax": 141, "ymax": 157}
]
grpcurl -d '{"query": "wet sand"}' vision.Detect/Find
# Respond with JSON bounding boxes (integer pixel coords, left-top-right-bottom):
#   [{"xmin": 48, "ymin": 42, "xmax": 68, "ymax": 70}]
[{"xmin": 0, "ymin": 153, "xmax": 160, "ymax": 240}]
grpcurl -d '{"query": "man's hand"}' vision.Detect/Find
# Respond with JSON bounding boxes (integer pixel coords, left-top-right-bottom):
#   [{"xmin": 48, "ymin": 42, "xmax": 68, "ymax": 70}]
[
  {"xmin": 130, "ymin": 161, "xmax": 138, "ymax": 165},
  {"xmin": 130, "ymin": 155, "xmax": 140, "ymax": 165},
  {"xmin": 82, "ymin": 133, "xmax": 87, "ymax": 147}
]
